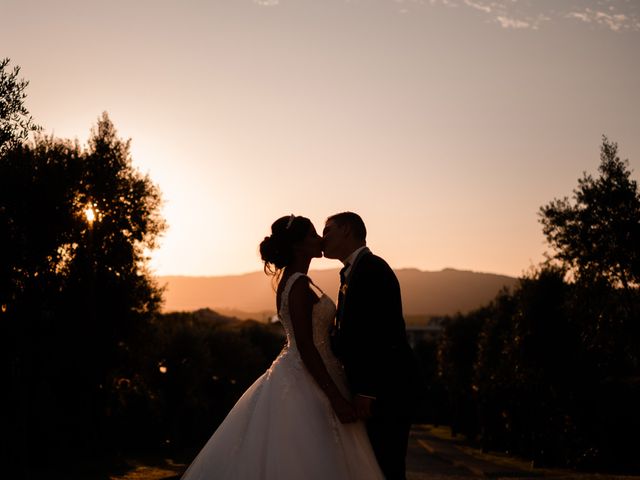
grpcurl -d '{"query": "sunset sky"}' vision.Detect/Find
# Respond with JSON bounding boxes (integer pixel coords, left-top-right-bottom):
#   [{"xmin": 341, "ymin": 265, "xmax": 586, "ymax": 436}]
[{"xmin": 3, "ymin": 0, "xmax": 639, "ymax": 277}]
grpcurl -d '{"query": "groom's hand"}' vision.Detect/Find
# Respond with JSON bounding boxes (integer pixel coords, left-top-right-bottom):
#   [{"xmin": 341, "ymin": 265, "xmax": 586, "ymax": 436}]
[{"xmin": 354, "ymin": 395, "xmax": 375, "ymax": 419}]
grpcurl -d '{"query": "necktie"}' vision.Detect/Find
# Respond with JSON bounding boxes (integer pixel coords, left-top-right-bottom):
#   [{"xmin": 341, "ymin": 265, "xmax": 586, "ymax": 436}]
[
  {"xmin": 334, "ymin": 263, "xmax": 350, "ymax": 351},
  {"xmin": 339, "ymin": 263, "xmax": 350, "ymax": 285}
]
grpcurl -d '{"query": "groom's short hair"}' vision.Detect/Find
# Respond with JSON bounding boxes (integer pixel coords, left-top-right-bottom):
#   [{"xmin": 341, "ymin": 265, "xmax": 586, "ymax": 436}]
[{"xmin": 327, "ymin": 212, "xmax": 367, "ymax": 242}]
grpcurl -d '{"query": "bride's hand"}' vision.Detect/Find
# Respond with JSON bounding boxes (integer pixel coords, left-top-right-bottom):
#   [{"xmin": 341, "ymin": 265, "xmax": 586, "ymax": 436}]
[{"xmin": 331, "ymin": 395, "xmax": 357, "ymax": 424}]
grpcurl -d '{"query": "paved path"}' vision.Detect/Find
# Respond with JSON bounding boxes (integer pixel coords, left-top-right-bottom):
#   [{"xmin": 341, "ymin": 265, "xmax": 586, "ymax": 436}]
[
  {"xmin": 407, "ymin": 425, "xmax": 639, "ymax": 480},
  {"xmin": 407, "ymin": 429, "xmax": 473, "ymax": 479},
  {"xmin": 407, "ymin": 425, "xmax": 531, "ymax": 479}
]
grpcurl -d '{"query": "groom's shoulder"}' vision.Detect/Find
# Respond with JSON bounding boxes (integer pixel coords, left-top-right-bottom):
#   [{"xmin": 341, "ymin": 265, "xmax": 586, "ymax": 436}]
[{"xmin": 360, "ymin": 251, "xmax": 393, "ymax": 274}]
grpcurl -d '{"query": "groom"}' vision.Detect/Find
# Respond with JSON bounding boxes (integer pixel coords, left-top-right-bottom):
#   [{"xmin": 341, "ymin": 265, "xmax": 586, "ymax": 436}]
[{"xmin": 323, "ymin": 212, "xmax": 418, "ymax": 480}]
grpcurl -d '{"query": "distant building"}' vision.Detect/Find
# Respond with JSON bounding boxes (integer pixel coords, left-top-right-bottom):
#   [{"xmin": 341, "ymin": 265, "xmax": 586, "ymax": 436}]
[{"xmin": 406, "ymin": 316, "xmax": 447, "ymax": 348}]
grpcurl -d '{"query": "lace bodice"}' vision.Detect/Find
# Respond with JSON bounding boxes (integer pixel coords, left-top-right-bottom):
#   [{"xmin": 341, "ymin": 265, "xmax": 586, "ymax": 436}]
[
  {"xmin": 275, "ymin": 272, "xmax": 348, "ymax": 399},
  {"xmin": 274, "ymin": 273, "xmax": 349, "ymax": 399},
  {"xmin": 278, "ymin": 272, "xmax": 337, "ymax": 358}
]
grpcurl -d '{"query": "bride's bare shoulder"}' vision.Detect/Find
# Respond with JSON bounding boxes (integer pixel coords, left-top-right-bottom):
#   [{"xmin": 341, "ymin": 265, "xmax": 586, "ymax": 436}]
[{"xmin": 289, "ymin": 275, "xmax": 323, "ymax": 306}]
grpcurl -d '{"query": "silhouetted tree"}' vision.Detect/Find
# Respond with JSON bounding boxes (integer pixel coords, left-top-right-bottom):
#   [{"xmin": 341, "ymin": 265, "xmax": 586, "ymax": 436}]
[
  {"xmin": 540, "ymin": 136, "xmax": 640, "ymax": 375},
  {"xmin": 500, "ymin": 267, "xmax": 577, "ymax": 465},
  {"xmin": 412, "ymin": 336, "xmax": 448, "ymax": 425},
  {"xmin": 107, "ymin": 310, "xmax": 285, "ymax": 450},
  {"xmin": 473, "ymin": 288, "xmax": 517, "ymax": 452},
  {"xmin": 0, "ymin": 113, "xmax": 165, "ymax": 469},
  {"xmin": 437, "ymin": 309, "xmax": 486, "ymax": 438},
  {"xmin": 434, "ymin": 137, "xmax": 640, "ymax": 472},
  {"xmin": 0, "ymin": 58, "xmax": 39, "ymax": 153},
  {"xmin": 540, "ymin": 136, "xmax": 640, "ymax": 289}
]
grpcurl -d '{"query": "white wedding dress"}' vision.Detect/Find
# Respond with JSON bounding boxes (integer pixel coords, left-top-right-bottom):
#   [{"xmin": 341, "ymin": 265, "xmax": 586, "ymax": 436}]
[{"xmin": 180, "ymin": 273, "xmax": 384, "ymax": 480}]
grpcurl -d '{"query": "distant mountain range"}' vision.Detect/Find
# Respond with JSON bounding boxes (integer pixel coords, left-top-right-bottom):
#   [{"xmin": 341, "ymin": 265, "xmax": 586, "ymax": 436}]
[{"xmin": 158, "ymin": 268, "xmax": 517, "ymax": 320}]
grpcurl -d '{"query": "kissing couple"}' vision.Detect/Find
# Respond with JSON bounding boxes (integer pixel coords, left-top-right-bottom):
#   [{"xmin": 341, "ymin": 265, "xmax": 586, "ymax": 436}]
[{"xmin": 181, "ymin": 212, "xmax": 418, "ymax": 480}]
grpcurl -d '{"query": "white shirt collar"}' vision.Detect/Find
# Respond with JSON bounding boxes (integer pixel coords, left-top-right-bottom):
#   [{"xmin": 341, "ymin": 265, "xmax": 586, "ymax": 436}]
[{"xmin": 342, "ymin": 246, "xmax": 368, "ymax": 277}]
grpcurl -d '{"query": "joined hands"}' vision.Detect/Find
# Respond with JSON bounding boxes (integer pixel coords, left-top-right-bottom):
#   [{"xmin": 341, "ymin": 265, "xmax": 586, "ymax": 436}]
[{"xmin": 332, "ymin": 394, "xmax": 375, "ymax": 423}]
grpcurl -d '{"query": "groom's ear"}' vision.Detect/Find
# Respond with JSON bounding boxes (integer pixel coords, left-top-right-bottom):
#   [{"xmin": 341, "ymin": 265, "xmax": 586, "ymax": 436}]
[{"xmin": 341, "ymin": 222, "xmax": 353, "ymax": 239}]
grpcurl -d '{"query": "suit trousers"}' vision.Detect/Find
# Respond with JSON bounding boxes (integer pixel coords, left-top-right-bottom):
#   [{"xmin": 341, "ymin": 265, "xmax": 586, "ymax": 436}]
[{"xmin": 366, "ymin": 414, "xmax": 412, "ymax": 480}]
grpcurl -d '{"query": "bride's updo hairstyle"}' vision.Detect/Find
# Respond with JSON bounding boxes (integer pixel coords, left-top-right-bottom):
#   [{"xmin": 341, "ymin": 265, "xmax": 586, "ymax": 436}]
[{"xmin": 260, "ymin": 214, "xmax": 313, "ymax": 277}]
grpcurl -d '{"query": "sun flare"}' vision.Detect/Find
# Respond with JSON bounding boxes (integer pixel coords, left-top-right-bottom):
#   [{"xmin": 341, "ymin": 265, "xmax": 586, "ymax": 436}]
[{"xmin": 84, "ymin": 205, "xmax": 96, "ymax": 225}]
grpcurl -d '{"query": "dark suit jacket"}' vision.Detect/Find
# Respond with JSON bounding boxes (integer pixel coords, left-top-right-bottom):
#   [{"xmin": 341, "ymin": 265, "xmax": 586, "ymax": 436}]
[{"xmin": 333, "ymin": 249, "xmax": 417, "ymax": 415}]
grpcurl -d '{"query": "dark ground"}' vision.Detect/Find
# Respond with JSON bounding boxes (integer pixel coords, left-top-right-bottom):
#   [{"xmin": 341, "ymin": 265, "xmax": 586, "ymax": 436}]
[{"xmin": 27, "ymin": 425, "xmax": 640, "ymax": 479}]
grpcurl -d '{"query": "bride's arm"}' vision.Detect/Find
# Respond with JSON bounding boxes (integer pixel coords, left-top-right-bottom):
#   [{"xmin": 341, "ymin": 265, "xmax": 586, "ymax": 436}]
[{"xmin": 288, "ymin": 277, "xmax": 356, "ymax": 424}]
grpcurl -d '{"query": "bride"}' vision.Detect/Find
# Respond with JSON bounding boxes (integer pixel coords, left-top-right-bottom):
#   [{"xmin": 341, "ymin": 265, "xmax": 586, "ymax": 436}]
[{"xmin": 180, "ymin": 215, "xmax": 384, "ymax": 479}]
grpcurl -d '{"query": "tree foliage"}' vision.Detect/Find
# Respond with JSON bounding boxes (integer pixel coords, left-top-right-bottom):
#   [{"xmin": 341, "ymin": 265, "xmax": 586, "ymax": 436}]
[
  {"xmin": 0, "ymin": 112, "xmax": 165, "ymax": 320},
  {"xmin": 437, "ymin": 309, "xmax": 485, "ymax": 436},
  {"xmin": 0, "ymin": 63, "xmax": 290, "ymax": 475},
  {"xmin": 540, "ymin": 136, "xmax": 640, "ymax": 288},
  {"xmin": 0, "ymin": 113, "xmax": 166, "ymax": 466},
  {"xmin": 110, "ymin": 310, "xmax": 286, "ymax": 449},
  {"xmin": 437, "ymin": 265, "xmax": 640, "ymax": 471},
  {"xmin": 434, "ymin": 138, "xmax": 640, "ymax": 472},
  {"xmin": 0, "ymin": 58, "xmax": 39, "ymax": 153}
]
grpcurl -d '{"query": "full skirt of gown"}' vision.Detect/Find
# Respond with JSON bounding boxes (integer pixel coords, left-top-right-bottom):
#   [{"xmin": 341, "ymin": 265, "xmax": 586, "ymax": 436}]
[{"xmin": 180, "ymin": 273, "xmax": 384, "ymax": 480}]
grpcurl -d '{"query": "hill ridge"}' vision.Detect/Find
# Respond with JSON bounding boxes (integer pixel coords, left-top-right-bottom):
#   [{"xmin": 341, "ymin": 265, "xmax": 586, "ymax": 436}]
[{"xmin": 158, "ymin": 268, "xmax": 517, "ymax": 318}]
